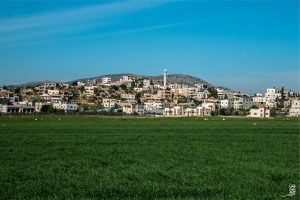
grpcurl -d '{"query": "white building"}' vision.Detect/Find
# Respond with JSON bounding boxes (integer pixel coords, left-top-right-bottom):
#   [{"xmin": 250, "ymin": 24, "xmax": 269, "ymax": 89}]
[
  {"xmin": 289, "ymin": 99, "xmax": 300, "ymax": 116},
  {"xmin": 172, "ymin": 106, "xmax": 183, "ymax": 116},
  {"xmin": 265, "ymin": 88, "xmax": 281, "ymax": 102},
  {"xmin": 122, "ymin": 104, "xmax": 144, "ymax": 115},
  {"xmin": 194, "ymin": 83, "xmax": 205, "ymax": 89},
  {"xmin": 77, "ymin": 81, "xmax": 86, "ymax": 87},
  {"xmin": 195, "ymin": 107, "xmax": 212, "ymax": 116},
  {"xmin": 143, "ymin": 79, "xmax": 151, "ymax": 86},
  {"xmin": 120, "ymin": 74, "xmax": 133, "ymax": 83},
  {"xmin": 202, "ymin": 97, "xmax": 218, "ymax": 111},
  {"xmin": 233, "ymin": 93, "xmax": 254, "ymax": 110},
  {"xmin": 44, "ymin": 82, "xmax": 57, "ymax": 88},
  {"xmin": 266, "ymin": 101, "xmax": 277, "ymax": 108},
  {"xmin": 84, "ymin": 86, "xmax": 96, "ymax": 96},
  {"xmin": 171, "ymin": 87, "xmax": 196, "ymax": 98},
  {"xmin": 194, "ymin": 90, "xmax": 210, "ymax": 100},
  {"xmin": 164, "ymin": 106, "xmax": 211, "ymax": 117},
  {"xmin": 121, "ymin": 93, "xmax": 135, "ymax": 100},
  {"xmin": 252, "ymin": 93, "xmax": 266, "ymax": 105},
  {"xmin": 122, "ymin": 104, "xmax": 132, "ymax": 114},
  {"xmin": 0, "ymin": 104, "xmax": 35, "ymax": 114},
  {"xmin": 102, "ymin": 98, "xmax": 119, "ymax": 108},
  {"xmin": 53, "ymin": 102, "xmax": 78, "ymax": 112},
  {"xmin": 248, "ymin": 107, "xmax": 274, "ymax": 118},
  {"xmin": 34, "ymin": 102, "xmax": 48, "ymax": 112},
  {"xmin": 144, "ymin": 101, "xmax": 165, "ymax": 110},
  {"xmin": 220, "ymin": 99, "xmax": 233, "ymax": 108},
  {"xmin": 217, "ymin": 89, "xmax": 234, "ymax": 100},
  {"xmin": 51, "ymin": 95, "xmax": 63, "ymax": 103},
  {"xmin": 40, "ymin": 94, "xmax": 51, "ymax": 103},
  {"xmin": 47, "ymin": 89, "xmax": 60, "ymax": 95},
  {"xmin": 102, "ymin": 77, "xmax": 111, "ymax": 84},
  {"xmin": 87, "ymin": 79, "xmax": 97, "ymax": 85},
  {"xmin": 133, "ymin": 87, "xmax": 144, "ymax": 92}
]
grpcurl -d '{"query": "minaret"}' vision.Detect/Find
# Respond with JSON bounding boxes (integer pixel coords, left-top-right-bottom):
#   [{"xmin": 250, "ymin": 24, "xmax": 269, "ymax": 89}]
[{"xmin": 163, "ymin": 69, "xmax": 167, "ymax": 89}]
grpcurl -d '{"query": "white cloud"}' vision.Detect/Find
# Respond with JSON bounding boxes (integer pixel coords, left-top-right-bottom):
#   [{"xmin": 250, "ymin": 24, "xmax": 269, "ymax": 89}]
[
  {"xmin": 0, "ymin": 0, "xmax": 172, "ymax": 45},
  {"xmin": 0, "ymin": 1, "xmax": 167, "ymax": 32},
  {"xmin": 112, "ymin": 21, "xmax": 193, "ymax": 35},
  {"xmin": 0, "ymin": 20, "xmax": 191, "ymax": 47}
]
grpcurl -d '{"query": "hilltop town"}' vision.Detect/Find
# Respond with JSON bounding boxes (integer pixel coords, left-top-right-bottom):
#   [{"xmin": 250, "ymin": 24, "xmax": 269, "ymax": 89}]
[{"xmin": 0, "ymin": 70, "xmax": 299, "ymax": 117}]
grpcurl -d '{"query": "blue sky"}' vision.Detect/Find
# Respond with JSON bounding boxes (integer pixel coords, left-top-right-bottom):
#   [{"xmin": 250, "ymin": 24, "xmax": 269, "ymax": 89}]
[{"xmin": 0, "ymin": 0, "xmax": 298, "ymax": 93}]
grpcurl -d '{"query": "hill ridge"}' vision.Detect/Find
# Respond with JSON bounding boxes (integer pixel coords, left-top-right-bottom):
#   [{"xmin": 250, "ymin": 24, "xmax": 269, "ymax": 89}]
[{"xmin": 5, "ymin": 73, "xmax": 218, "ymax": 88}]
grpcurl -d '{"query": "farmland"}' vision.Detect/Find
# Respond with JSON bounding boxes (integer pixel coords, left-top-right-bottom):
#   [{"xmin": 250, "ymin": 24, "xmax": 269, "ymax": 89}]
[{"xmin": 0, "ymin": 116, "xmax": 299, "ymax": 199}]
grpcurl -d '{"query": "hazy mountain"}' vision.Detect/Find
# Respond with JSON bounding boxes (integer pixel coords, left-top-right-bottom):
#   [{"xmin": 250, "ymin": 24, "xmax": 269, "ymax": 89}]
[
  {"xmin": 69, "ymin": 73, "xmax": 213, "ymax": 87},
  {"xmin": 5, "ymin": 73, "xmax": 221, "ymax": 88},
  {"xmin": 5, "ymin": 80, "xmax": 58, "ymax": 89}
]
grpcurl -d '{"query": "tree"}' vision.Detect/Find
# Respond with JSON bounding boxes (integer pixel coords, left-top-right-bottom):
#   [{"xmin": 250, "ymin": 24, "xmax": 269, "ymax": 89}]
[
  {"xmin": 208, "ymin": 87, "xmax": 218, "ymax": 98},
  {"xmin": 54, "ymin": 109, "xmax": 65, "ymax": 114},
  {"xmin": 131, "ymin": 81, "xmax": 136, "ymax": 89},
  {"xmin": 193, "ymin": 99, "xmax": 201, "ymax": 106},
  {"xmin": 14, "ymin": 87, "xmax": 21, "ymax": 94},
  {"xmin": 79, "ymin": 86, "xmax": 84, "ymax": 93},
  {"xmin": 111, "ymin": 85, "xmax": 119, "ymax": 91},
  {"xmin": 139, "ymin": 81, "xmax": 143, "ymax": 88},
  {"xmin": 120, "ymin": 84, "xmax": 127, "ymax": 90},
  {"xmin": 219, "ymin": 108, "xmax": 229, "ymax": 116},
  {"xmin": 56, "ymin": 83, "xmax": 61, "ymax": 89},
  {"xmin": 280, "ymin": 86, "xmax": 285, "ymax": 108},
  {"xmin": 71, "ymin": 81, "xmax": 78, "ymax": 86},
  {"xmin": 40, "ymin": 105, "xmax": 53, "ymax": 113},
  {"xmin": 211, "ymin": 108, "xmax": 219, "ymax": 116},
  {"xmin": 135, "ymin": 92, "xmax": 142, "ymax": 104},
  {"xmin": 150, "ymin": 79, "xmax": 154, "ymax": 86},
  {"xmin": 250, "ymin": 105, "xmax": 258, "ymax": 109}
]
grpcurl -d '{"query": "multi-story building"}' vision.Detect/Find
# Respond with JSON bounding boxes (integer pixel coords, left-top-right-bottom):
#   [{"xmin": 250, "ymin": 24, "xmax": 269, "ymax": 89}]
[
  {"xmin": 194, "ymin": 89, "xmax": 210, "ymax": 100},
  {"xmin": 53, "ymin": 102, "xmax": 78, "ymax": 112},
  {"xmin": 102, "ymin": 77, "xmax": 111, "ymax": 84},
  {"xmin": 87, "ymin": 79, "xmax": 98, "ymax": 85},
  {"xmin": 47, "ymin": 89, "xmax": 60, "ymax": 95},
  {"xmin": 252, "ymin": 93, "xmax": 266, "ymax": 106},
  {"xmin": 265, "ymin": 88, "xmax": 281, "ymax": 102},
  {"xmin": 143, "ymin": 79, "xmax": 151, "ymax": 86},
  {"xmin": 144, "ymin": 101, "xmax": 165, "ymax": 110},
  {"xmin": 233, "ymin": 93, "xmax": 254, "ymax": 109},
  {"xmin": 40, "ymin": 94, "xmax": 51, "ymax": 103},
  {"xmin": 121, "ymin": 93, "xmax": 135, "ymax": 100},
  {"xmin": 102, "ymin": 98, "xmax": 120, "ymax": 108},
  {"xmin": 289, "ymin": 99, "xmax": 300, "ymax": 116},
  {"xmin": 0, "ymin": 101, "xmax": 35, "ymax": 114},
  {"xmin": 84, "ymin": 86, "xmax": 96, "ymax": 96},
  {"xmin": 164, "ymin": 106, "xmax": 211, "ymax": 117},
  {"xmin": 122, "ymin": 104, "xmax": 144, "ymax": 115},
  {"xmin": 248, "ymin": 107, "xmax": 274, "ymax": 118},
  {"xmin": 220, "ymin": 99, "xmax": 233, "ymax": 108},
  {"xmin": 51, "ymin": 95, "xmax": 63, "ymax": 104},
  {"xmin": 44, "ymin": 82, "xmax": 58, "ymax": 88},
  {"xmin": 202, "ymin": 97, "xmax": 218, "ymax": 111},
  {"xmin": 119, "ymin": 74, "xmax": 133, "ymax": 84},
  {"xmin": 217, "ymin": 89, "xmax": 234, "ymax": 100}
]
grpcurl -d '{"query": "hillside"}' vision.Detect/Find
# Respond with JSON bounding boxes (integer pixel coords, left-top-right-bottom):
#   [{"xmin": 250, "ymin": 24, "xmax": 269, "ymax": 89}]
[
  {"xmin": 70, "ymin": 73, "xmax": 213, "ymax": 87},
  {"xmin": 5, "ymin": 80, "xmax": 58, "ymax": 89},
  {"xmin": 5, "ymin": 73, "xmax": 218, "ymax": 89}
]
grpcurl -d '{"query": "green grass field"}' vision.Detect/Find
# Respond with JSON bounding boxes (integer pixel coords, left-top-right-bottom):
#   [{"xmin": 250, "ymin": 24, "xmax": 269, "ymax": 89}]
[{"xmin": 0, "ymin": 116, "xmax": 299, "ymax": 199}]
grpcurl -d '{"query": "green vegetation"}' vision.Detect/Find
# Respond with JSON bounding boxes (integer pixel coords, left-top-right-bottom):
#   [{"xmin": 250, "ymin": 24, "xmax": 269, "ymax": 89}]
[
  {"xmin": 40, "ymin": 105, "xmax": 65, "ymax": 114},
  {"xmin": 0, "ymin": 117, "xmax": 299, "ymax": 199}
]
